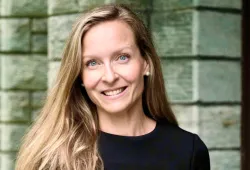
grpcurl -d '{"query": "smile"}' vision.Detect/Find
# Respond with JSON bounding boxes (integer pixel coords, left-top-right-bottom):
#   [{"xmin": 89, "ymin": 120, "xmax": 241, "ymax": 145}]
[{"xmin": 102, "ymin": 86, "xmax": 127, "ymax": 96}]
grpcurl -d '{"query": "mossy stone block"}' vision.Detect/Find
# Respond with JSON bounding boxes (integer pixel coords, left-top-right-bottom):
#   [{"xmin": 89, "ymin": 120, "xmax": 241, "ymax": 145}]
[
  {"xmin": 151, "ymin": 11, "xmax": 193, "ymax": 57},
  {"xmin": 32, "ymin": 34, "xmax": 47, "ymax": 53},
  {"xmin": 1, "ymin": 19, "xmax": 30, "ymax": 52},
  {"xmin": 48, "ymin": 14, "xmax": 79, "ymax": 60},
  {"xmin": 162, "ymin": 59, "xmax": 193, "ymax": 102},
  {"xmin": 1, "ymin": 92, "xmax": 30, "ymax": 122},
  {"xmin": 1, "ymin": 55, "xmax": 48, "ymax": 90},
  {"xmin": 48, "ymin": 0, "xmax": 79, "ymax": 15},
  {"xmin": 0, "ymin": 124, "xmax": 29, "ymax": 151},
  {"xmin": 1, "ymin": 0, "xmax": 47, "ymax": 16}
]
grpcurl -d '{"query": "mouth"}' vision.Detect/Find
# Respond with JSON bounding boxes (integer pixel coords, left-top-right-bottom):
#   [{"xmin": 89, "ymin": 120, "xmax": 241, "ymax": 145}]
[{"xmin": 101, "ymin": 86, "xmax": 127, "ymax": 96}]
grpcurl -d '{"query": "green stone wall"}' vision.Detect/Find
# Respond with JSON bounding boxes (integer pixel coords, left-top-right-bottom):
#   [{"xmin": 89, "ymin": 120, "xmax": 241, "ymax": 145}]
[
  {"xmin": 0, "ymin": 0, "xmax": 242, "ymax": 169},
  {"xmin": 0, "ymin": 0, "xmax": 48, "ymax": 169}
]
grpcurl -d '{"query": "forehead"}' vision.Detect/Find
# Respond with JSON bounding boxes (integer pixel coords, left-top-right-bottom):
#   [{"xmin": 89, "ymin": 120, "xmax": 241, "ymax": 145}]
[{"xmin": 82, "ymin": 20, "xmax": 137, "ymax": 56}]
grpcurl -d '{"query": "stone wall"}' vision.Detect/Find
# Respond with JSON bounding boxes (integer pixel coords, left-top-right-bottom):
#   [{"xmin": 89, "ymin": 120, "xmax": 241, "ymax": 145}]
[
  {"xmin": 0, "ymin": 0, "xmax": 48, "ymax": 169},
  {"xmin": 0, "ymin": 0, "xmax": 242, "ymax": 170}
]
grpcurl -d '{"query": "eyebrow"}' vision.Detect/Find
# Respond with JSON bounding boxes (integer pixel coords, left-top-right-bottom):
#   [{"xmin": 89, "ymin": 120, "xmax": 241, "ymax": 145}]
[{"xmin": 82, "ymin": 45, "xmax": 134, "ymax": 59}]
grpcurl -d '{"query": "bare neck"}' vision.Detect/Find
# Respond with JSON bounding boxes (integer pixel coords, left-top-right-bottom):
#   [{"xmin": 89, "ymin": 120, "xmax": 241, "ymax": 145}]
[{"xmin": 98, "ymin": 105, "xmax": 156, "ymax": 137}]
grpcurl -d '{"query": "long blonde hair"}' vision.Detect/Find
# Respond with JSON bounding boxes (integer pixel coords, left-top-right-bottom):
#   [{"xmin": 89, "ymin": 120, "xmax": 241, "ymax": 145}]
[{"xmin": 15, "ymin": 4, "xmax": 178, "ymax": 170}]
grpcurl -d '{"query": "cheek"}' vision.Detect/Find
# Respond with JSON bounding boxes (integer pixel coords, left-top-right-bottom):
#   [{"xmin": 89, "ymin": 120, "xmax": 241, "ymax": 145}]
[
  {"xmin": 116, "ymin": 62, "xmax": 144, "ymax": 82},
  {"xmin": 82, "ymin": 70, "xmax": 101, "ymax": 89}
]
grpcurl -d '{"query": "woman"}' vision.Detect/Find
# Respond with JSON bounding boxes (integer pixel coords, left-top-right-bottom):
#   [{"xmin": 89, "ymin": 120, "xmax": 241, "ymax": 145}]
[{"xmin": 16, "ymin": 4, "xmax": 210, "ymax": 170}]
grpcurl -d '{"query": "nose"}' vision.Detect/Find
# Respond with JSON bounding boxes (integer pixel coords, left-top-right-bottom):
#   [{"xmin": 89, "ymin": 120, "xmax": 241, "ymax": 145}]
[{"xmin": 101, "ymin": 64, "xmax": 118, "ymax": 83}]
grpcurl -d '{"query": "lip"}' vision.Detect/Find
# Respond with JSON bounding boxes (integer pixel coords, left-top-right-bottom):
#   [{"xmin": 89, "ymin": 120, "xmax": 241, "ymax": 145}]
[
  {"xmin": 101, "ymin": 86, "xmax": 127, "ymax": 93},
  {"xmin": 101, "ymin": 86, "xmax": 128, "ymax": 100}
]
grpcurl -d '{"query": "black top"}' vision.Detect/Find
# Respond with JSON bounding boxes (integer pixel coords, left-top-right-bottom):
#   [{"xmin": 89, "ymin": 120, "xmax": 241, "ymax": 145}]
[{"xmin": 98, "ymin": 122, "xmax": 210, "ymax": 170}]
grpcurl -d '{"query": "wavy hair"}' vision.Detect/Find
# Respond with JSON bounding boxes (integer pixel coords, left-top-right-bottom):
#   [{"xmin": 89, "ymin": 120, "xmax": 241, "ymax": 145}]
[{"xmin": 15, "ymin": 4, "xmax": 178, "ymax": 170}]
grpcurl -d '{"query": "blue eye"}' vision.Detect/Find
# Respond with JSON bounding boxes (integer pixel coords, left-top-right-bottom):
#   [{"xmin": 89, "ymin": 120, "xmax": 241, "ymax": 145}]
[
  {"xmin": 116, "ymin": 54, "xmax": 129, "ymax": 64},
  {"xmin": 86, "ymin": 60, "xmax": 97, "ymax": 67},
  {"xmin": 119, "ymin": 55, "xmax": 127, "ymax": 60},
  {"xmin": 90, "ymin": 61, "xmax": 96, "ymax": 66}
]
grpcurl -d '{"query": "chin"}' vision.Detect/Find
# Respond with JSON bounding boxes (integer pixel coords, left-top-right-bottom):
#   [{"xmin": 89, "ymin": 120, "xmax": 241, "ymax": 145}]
[
  {"xmin": 98, "ymin": 101, "xmax": 132, "ymax": 115},
  {"xmin": 103, "ymin": 105, "xmax": 129, "ymax": 115}
]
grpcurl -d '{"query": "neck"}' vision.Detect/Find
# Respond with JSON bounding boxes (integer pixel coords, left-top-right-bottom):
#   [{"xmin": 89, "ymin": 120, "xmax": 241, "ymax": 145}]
[{"xmin": 98, "ymin": 104, "xmax": 156, "ymax": 136}]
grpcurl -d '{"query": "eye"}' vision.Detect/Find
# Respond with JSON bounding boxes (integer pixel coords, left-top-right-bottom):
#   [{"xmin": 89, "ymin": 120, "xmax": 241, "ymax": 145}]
[
  {"xmin": 117, "ymin": 54, "xmax": 130, "ymax": 63},
  {"xmin": 119, "ymin": 55, "xmax": 128, "ymax": 60},
  {"xmin": 86, "ymin": 60, "xmax": 98, "ymax": 68}
]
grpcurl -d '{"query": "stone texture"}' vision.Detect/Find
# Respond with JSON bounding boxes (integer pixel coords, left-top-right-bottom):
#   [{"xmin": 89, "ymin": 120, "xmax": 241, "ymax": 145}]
[
  {"xmin": 1, "ymin": 92, "xmax": 30, "ymax": 122},
  {"xmin": 153, "ymin": 0, "xmax": 241, "ymax": 10},
  {"xmin": 79, "ymin": 0, "xmax": 109, "ymax": 11},
  {"xmin": 32, "ymin": 34, "xmax": 47, "ymax": 53},
  {"xmin": 1, "ymin": 55, "xmax": 48, "ymax": 90},
  {"xmin": 195, "ymin": 0, "xmax": 241, "ymax": 9},
  {"xmin": 210, "ymin": 151, "xmax": 240, "ymax": 170},
  {"xmin": 1, "ymin": 0, "xmax": 47, "ymax": 16},
  {"xmin": 0, "ymin": 20, "xmax": 2, "ymax": 49},
  {"xmin": 32, "ymin": 18, "xmax": 47, "ymax": 33},
  {"xmin": 151, "ymin": 10, "xmax": 193, "ymax": 57},
  {"xmin": 199, "ymin": 106, "xmax": 240, "ymax": 148},
  {"xmin": 48, "ymin": 0, "xmax": 79, "ymax": 15},
  {"xmin": 172, "ymin": 105, "xmax": 198, "ymax": 133},
  {"xmin": 153, "ymin": 0, "xmax": 192, "ymax": 10},
  {"xmin": 1, "ymin": 19, "xmax": 30, "ymax": 52},
  {"xmin": 195, "ymin": 11, "xmax": 241, "ymax": 57},
  {"xmin": 48, "ymin": 14, "xmax": 79, "ymax": 60},
  {"xmin": 112, "ymin": 0, "xmax": 151, "ymax": 10},
  {"xmin": 0, "ymin": 153, "xmax": 16, "ymax": 170},
  {"xmin": 79, "ymin": 0, "xmax": 151, "ymax": 11},
  {"xmin": 198, "ymin": 61, "xmax": 241, "ymax": 102},
  {"xmin": 0, "ymin": 124, "xmax": 29, "ymax": 151},
  {"xmin": 48, "ymin": 61, "xmax": 61, "ymax": 88},
  {"xmin": 161, "ymin": 59, "xmax": 193, "ymax": 102},
  {"xmin": 172, "ymin": 105, "xmax": 197, "ymax": 122},
  {"xmin": 31, "ymin": 108, "xmax": 41, "ymax": 121},
  {"xmin": 31, "ymin": 91, "xmax": 46, "ymax": 108}
]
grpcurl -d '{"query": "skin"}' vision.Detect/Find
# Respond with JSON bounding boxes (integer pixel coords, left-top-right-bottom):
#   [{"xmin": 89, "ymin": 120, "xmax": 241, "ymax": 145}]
[{"xmin": 82, "ymin": 20, "xmax": 156, "ymax": 136}]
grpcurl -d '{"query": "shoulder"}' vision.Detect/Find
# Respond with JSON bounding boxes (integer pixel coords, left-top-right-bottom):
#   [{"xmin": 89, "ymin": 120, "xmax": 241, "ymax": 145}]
[
  {"xmin": 157, "ymin": 122, "xmax": 208, "ymax": 152},
  {"xmin": 157, "ymin": 122, "xmax": 197, "ymax": 144},
  {"xmin": 157, "ymin": 122, "xmax": 210, "ymax": 169}
]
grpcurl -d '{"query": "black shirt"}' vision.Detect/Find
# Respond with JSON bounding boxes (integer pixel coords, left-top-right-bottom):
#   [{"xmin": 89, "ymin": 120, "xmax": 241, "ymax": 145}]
[{"xmin": 99, "ymin": 122, "xmax": 210, "ymax": 170}]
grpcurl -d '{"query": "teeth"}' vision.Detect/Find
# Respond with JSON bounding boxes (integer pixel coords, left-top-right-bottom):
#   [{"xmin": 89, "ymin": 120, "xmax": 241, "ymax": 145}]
[{"xmin": 103, "ymin": 88, "xmax": 124, "ymax": 96}]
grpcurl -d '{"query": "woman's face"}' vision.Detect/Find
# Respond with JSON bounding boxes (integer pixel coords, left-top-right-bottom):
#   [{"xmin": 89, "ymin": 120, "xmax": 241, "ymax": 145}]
[{"xmin": 82, "ymin": 20, "xmax": 148, "ymax": 115}]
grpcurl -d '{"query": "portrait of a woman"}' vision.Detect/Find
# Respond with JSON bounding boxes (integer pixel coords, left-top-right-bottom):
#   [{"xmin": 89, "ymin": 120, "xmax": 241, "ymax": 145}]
[{"xmin": 15, "ymin": 4, "xmax": 210, "ymax": 170}]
